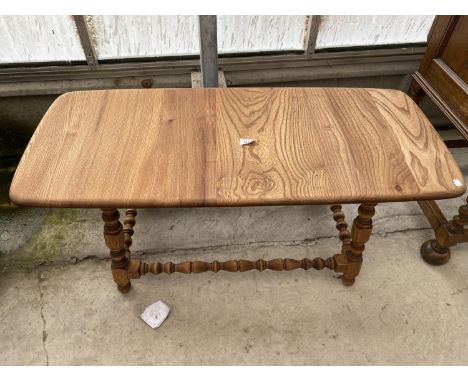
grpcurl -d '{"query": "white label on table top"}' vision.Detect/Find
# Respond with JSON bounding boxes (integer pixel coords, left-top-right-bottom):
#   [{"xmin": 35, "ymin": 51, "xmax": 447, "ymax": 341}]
[
  {"xmin": 453, "ymin": 179, "xmax": 463, "ymax": 187},
  {"xmin": 240, "ymin": 138, "xmax": 255, "ymax": 146},
  {"xmin": 141, "ymin": 300, "xmax": 171, "ymax": 329}
]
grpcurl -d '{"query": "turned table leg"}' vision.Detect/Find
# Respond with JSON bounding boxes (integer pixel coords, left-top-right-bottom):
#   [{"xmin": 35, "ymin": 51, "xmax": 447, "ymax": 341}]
[
  {"xmin": 418, "ymin": 200, "xmax": 451, "ymax": 265},
  {"xmin": 418, "ymin": 196, "xmax": 468, "ymax": 265},
  {"xmin": 99, "ymin": 204, "xmax": 379, "ymax": 291},
  {"xmin": 331, "ymin": 204, "xmax": 351, "ymax": 251},
  {"xmin": 101, "ymin": 208, "xmax": 131, "ymax": 293},
  {"xmin": 123, "ymin": 208, "xmax": 137, "ymax": 255},
  {"xmin": 342, "ymin": 203, "xmax": 377, "ymax": 286}
]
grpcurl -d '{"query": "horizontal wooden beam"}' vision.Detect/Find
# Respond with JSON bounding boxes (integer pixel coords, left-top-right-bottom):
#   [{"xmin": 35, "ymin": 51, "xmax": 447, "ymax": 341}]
[
  {"xmin": 0, "ymin": 47, "xmax": 425, "ymax": 82},
  {"xmin": 0, "ymin": 47, "xmax": 425, "ymax": 97}
]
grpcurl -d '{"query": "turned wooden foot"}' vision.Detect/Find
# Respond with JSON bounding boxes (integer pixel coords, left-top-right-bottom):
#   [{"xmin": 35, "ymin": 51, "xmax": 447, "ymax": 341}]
[
  {"xmin": 117, "ymin": 281, "xmax": 132, "ymax": 293},
  {"xmin": 342, "ymin": 270, "xmax": 357, "ymax": 286},
  {"xmin": 420, "ymin": 239, "xmax": 451, "ymax": 265},
  {"xmin": 418, "ymin": 196, "xmax": 467, "ymax": 266},
  {"xmin": 341, "ymin": 277, "xmax": 355, "ymax": 287}
]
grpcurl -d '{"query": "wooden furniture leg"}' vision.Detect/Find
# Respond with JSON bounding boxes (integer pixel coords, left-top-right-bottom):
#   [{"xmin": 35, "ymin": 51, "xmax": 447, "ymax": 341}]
[
  {"xmin": 342, "ymin": 203, "xmax": 377, "ymax": 286},
  {"xmin": 452, "ymin": 196, "xmax": 468, "ymax": 233},
  {"xmin": 123, "ymin": 208, "xmax": 137, "ymax": 256},
  {"xmin": 111, "ymin": 204, "xmax": 377, "ymax": 287},
  {"xmin": 418, "ymin": 200, "xmax": 451, "ymax": 264},
  {"xmin": 418, "ymin": 197, "xmax": 468, "ymax": 265},
  {"xmin": 410, "ymin": 83, "xmax": 468, "ymax": 264},
  {"xmin": 101, "ymin": 208, "xmax": 131, "ymax": 293},
  {"xmin": 330, "ymin": 204, "xmax": 351, "ymax": 251}
]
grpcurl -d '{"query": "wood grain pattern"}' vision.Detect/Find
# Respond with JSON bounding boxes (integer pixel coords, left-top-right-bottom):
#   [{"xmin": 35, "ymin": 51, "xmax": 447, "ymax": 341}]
[{"xmin": 10, "ymin": 88, "xmax": 466, "ymax": 207}]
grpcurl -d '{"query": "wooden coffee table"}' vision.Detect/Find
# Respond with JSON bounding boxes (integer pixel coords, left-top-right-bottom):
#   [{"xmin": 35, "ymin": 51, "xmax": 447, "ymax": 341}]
[{"xmin": 9, "ymin": 88, "xmax": 466, "ymax": 293}]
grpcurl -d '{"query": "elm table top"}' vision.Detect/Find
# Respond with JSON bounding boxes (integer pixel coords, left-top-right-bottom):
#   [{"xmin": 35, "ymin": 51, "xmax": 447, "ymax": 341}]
[{"xmin": 9, "ymin": 88, "xmax": 466, "ymax": 208}]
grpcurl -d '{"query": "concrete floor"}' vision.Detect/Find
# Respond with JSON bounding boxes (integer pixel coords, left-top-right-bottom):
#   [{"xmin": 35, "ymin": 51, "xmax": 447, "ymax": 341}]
[{"xmin": 0, "ymin": 146, "xmax": 467, "ymax": 365}]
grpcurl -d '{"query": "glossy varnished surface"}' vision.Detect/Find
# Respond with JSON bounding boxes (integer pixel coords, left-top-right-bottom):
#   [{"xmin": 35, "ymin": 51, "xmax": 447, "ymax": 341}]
[{"xmin": 10, "ymin": 88, "xmax": 466, "ymax": 207}]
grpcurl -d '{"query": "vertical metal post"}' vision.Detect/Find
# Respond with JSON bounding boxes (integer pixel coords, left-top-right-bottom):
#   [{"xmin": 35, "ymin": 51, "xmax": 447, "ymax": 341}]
[
  {"xmin": 73, "ymin": 15, "xmax": 99, "ymax": 67},
  {"xmin": 304, "ymin": 15, "xmax": 321, "ymax": 58},
  {"xmin": 198, "ymin": 15, "xmax": 219, "ymax": 88}
]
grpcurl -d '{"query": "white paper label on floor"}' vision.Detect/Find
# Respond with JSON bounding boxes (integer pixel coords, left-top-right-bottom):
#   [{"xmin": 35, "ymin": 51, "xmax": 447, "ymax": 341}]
[
  {"xmin": 453, "ymin": 179, "xmax": 463, "ymax": 187},
  {"xmin": 141, "ymin": 301, "xmax": 170, "ymax": 329},
  {"xmin": 240, "ymin": 138, "xmax": 255, "ymax": 146}
]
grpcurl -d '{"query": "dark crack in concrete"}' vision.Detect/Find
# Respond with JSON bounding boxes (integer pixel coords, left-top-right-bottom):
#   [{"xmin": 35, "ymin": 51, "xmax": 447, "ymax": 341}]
[{"xmin": 37, "ymin": 272, "xmax": 49, "ymax": 366}]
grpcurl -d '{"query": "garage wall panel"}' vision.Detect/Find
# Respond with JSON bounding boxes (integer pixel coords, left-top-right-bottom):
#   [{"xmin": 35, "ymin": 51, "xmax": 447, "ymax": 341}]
[
  {"xmin": 316, "ymin": 15, "xmax": 435, "ymax": 49},
  {"xmin": 0, "ymin": 15, "xmax": 85, "ymax": 63},
  {"xmin": 217, "ymin": 15, "xmax": 305, "ymax": 53},
  {"xmin": 92, "ymin": 15, "xmax": 200, "ymax": 59}
]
